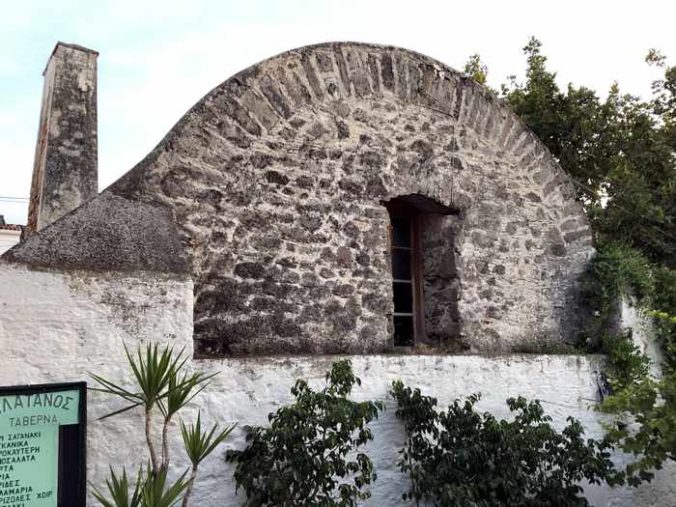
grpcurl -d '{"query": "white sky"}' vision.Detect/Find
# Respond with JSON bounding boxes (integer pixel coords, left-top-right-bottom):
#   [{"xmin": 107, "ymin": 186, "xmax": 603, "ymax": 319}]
[{"xmin": 0, "ymin": 0, "xmax": 674, "ymax": 224}]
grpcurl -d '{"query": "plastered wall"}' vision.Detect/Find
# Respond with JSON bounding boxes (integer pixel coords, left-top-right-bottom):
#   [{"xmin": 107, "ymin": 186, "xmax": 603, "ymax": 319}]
[{"xmin": 0, "ymin": 263, "xmax": 674, "ymax": 506}]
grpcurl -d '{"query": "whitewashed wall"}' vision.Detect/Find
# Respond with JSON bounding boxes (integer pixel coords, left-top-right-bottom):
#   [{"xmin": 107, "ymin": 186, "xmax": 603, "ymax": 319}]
[
  {"xmin": 0, "ymin": 263, "xmax": 674, "ymax": 506},
  {"xmin": 620, "ymin": 296, "xmax": 664, "ymax": 377},
  {"xmin": 0, "ymin": 228, "xmax": 21, "ymax": 255}
]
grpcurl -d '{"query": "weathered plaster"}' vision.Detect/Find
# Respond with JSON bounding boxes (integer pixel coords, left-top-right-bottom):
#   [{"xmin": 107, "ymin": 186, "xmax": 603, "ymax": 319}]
[
  {"xmin": 4, "ymin": 193, "xmax": 189, "ymax": 274},
  {"xmin": 620, "ymin": 296, "xmax": 664, "ymax": 377},
  {"xmin": 0, "ymin": 263, "xmax": 673, "ymax": 506}
]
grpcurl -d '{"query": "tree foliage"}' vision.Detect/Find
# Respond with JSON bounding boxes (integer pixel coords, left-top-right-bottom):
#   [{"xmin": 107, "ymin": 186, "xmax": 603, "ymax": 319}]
[
  {"xmin": 500, "ymin": 37, "xmax": 675, "ymax": 268},
  {"xmin": 465, "ymin": 37, "xmax": 676, "ymax": 483},
  {"xmin": 391, "ymin": 381, "xmax": 618, "ymax": 506},
  {"xmin": 226, "ymin": 360, "xmax": 383, "ymax": 507},
  {"xmin": 601, "ymin": 338, "xmax": 676, "ymax": 484},
  {"xmin": 463, "ymin": 53, "xmax": 488, "ymax": 85}
]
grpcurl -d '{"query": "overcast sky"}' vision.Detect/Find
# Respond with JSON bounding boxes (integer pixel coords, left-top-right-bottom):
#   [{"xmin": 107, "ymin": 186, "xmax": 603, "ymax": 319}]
[{"xmin": 1, "ymin": 0, "xmax": 673, "ymax": 224}]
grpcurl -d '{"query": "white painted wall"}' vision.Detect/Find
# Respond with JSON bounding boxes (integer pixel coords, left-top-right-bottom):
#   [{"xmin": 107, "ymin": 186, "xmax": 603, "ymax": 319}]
[
  {"xmin": 0, "ymin": 262, "xmax": 674, "ymax": 506},
  {"xmin": 620, "ymin": 296, "xmax": 664, "ymax": 377},
  {"xmin": 0, "ymin": 228, "xmax": 21, "ymax": 255}
]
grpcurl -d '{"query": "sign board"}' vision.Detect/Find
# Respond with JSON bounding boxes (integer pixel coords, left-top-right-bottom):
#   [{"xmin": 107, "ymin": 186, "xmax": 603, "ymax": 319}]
[{"xmin": 0, "ymin": 382, "xmax": 86, "ymax": 507}]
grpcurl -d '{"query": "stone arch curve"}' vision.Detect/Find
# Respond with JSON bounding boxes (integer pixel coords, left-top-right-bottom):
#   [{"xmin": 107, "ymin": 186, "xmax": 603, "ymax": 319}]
[{"xmin": 5, "ymin": 42, "xmax": 593, "ymax": 355}]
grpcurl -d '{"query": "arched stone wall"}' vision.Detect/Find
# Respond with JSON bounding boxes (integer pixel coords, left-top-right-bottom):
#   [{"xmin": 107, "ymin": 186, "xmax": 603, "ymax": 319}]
[{"xmin": 4, "ymin": 42, "xmax": 594, "ymax": 355}]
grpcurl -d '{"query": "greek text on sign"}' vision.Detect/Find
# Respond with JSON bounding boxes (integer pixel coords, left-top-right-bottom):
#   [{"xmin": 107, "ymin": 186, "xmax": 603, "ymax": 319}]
[{"xmin": 0, "ymin": 389, "xmax": 80, "ymax": 507}]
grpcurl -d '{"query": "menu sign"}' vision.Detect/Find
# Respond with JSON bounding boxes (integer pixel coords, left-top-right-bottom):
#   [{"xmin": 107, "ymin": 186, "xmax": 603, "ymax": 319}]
[{"xmin": 0, "ymin": 383, "xmax": 86, "ymax": 507}]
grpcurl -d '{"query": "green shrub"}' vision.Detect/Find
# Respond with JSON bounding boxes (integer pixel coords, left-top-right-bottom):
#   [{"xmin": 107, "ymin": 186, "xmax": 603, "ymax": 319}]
[
  {"xmin": 584, "ymin": 246, "xmax": 676, "ymax": 482},
  {"xmin": 652, "ymin": 266, "xmax": 676, "ymax": 365},
  {"xmin": 226, "ymin": 360, "xmax": 383, "ymax": 507},
  {"xmin": 602, "ymin": 331, "xmax": 651, "ymax": 391},
  {"xmin": 580, "ymin": 241, "xmax": 655, "ymax": 351},
  {"xmin": 600, "ymin": 331, "xmax": 676, "ymax": 485},
  {"xmin": 391, "ymin": 381, "xmax": 619, "ymax": 506}
]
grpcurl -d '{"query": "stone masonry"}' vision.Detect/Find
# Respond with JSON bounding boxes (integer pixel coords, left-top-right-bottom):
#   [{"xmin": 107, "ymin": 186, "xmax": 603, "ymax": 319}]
[
  {"xmin": 26, "ymin": 42, "xmax": 98, "ymax": 233},
  {"xmin": 4, "ymin": 42, "xmax": 594, "ymax": 355}
]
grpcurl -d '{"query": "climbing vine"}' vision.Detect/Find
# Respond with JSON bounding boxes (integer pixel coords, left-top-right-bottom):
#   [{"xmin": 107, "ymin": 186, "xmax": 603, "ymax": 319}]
[
  {"xmin": 579, "ymin": 241, "xmax": 656, "ymax": 351},
  {"xmin": 575, "ymin": 240, "xmax": 676, "ymax": 482}
]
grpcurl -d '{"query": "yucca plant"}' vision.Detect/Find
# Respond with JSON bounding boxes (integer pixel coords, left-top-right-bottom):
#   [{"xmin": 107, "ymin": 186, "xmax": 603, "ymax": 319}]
[
  {"xmin": 90, "ymin": 343, "xmax": 188, "ymax": 473},
  {"xmin": 92, "ymin": 465, "xmax": 190, "ymax": 507},
  {"xmin": 158, "ymin": 370, "xmax": 216, "ymax": 471},
  {"xmin": 139, "ymin": 465, "xmax": 190, "ymax": 507},
  {"xmin": 180, "ymin": 412, "xmax": 236, "ymax": 507},
  {"xmin": 90, "ymin": 342, "xmax": 234, "ymax": 506},
  {"xmin": 91, "ymin": 467, "xmax": 142, "ymax": 507}
]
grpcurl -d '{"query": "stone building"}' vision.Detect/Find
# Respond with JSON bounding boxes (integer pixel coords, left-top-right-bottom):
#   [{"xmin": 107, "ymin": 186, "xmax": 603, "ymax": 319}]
[
  {"xmin": 0, "ymin": 42, "xmax": 674, "ymax": 505},
  {"xmin": 7, "ymin": 41, "xmax": 593, "ymax": 356}
]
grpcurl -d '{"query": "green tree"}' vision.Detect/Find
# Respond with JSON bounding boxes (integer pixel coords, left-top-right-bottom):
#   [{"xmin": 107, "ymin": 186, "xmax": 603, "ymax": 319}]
[
  {"xmin": 467, "ymin": 37, "xmax": 676, "ymax": 484},
  {"xmin": 499, "ymin": 37, "xmax": 675, "ymax": 268}
]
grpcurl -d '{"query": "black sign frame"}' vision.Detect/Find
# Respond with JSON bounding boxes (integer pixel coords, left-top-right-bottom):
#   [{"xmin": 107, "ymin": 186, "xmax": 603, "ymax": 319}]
[{"xmin": 0, "ymin": 381, "xmax": 87, "ymax": 507}]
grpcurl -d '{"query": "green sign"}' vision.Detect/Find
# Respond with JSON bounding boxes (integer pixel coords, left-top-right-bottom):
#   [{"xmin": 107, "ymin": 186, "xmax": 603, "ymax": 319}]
[{"xmin": 0, "ymin": 386, "xmax": 84, "ymax": 507}]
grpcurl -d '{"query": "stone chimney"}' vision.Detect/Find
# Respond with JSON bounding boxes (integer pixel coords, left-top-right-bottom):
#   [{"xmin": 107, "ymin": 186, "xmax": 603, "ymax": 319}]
[{"xmin": 26, "ymin": 42, "xmax": 98, "ymax": 234}]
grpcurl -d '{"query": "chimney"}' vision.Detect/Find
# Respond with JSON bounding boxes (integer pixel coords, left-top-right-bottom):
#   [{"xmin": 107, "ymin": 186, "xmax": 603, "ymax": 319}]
[{"xmin": 26, "ymin": 42, "xmax": 98, "ymax": 234}]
